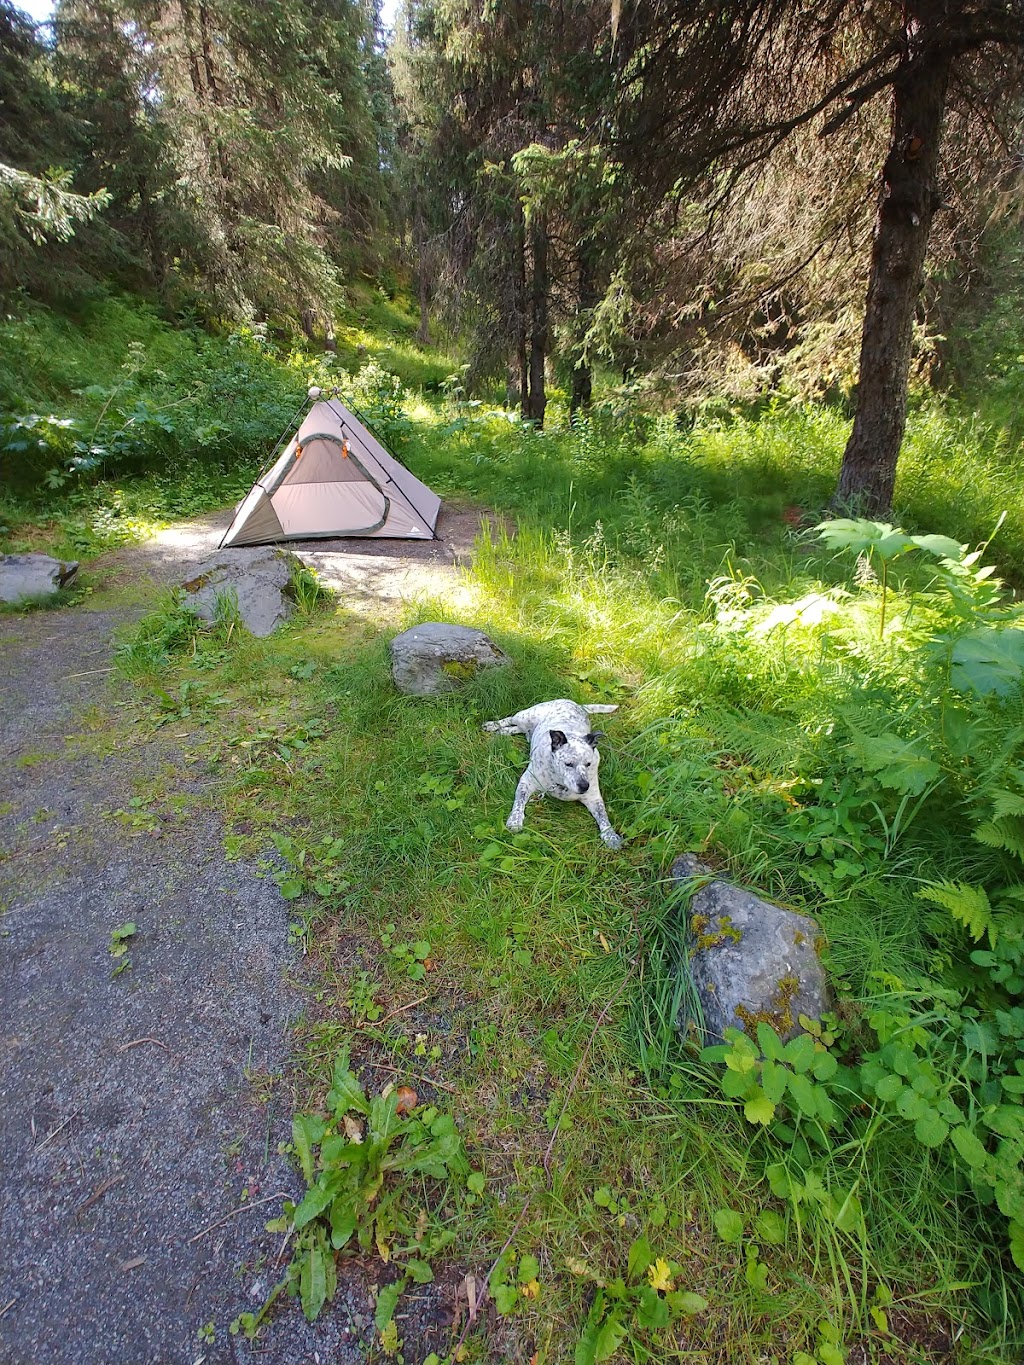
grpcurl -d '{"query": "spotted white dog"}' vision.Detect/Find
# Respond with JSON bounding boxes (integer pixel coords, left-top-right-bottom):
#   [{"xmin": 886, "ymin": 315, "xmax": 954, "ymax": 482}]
[{"xmin": 483, "ymin": 699, "xmax": 624, "ymax": 849}]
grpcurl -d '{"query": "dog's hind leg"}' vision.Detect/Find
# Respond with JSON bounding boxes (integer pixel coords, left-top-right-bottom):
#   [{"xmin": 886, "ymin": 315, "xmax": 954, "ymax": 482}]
[
  {"xmin": 582, "ymin": 704, "xmax": 618, "ymax": 714},
  {"xmin": 483, "ymin": 712, "xmax": 528, "ymax": 736},
  {"xmin": 579, "ymin": 791, "xmax": 624, "ymax": 850},
  {"xmin": 505, "ymin": 770, "xmax": 540, "ymax": 831}
]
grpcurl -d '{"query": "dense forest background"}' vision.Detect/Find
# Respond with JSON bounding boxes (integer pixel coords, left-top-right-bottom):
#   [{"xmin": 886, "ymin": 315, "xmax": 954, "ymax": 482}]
[{"xmin": 2, "ymin": 0, "xmax": 1023, "ymax": 516}]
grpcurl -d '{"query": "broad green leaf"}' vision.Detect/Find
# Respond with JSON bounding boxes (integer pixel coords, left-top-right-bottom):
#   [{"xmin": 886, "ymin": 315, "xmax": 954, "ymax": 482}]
[
  {"xmin": 810, "ymin": 1051, "xmax": 838, "ymax": 1082},
  {"xmin": 847, "ymin": 731, "xmax": 940, "ymax": 796},
  {"xmin": 404, "ymin": 1258, "xmax": 434, "ymax": 1284},
  {"xmin": 714, "ymin": 1208, "xmax": 744, "ymax": 1243},
  {"xmin": 374, "ymin": 1278, "xmax": 405, "ymax": 1330},
  {"xmin": 951, "ymin": 627, "xmax": 1024, "ymax": 697},
  {"xmin": 594, "ymin": 1312, "xmax": 628, "ymax": 1362},
  {"xmin": 518, "ymin": 1254, "xmax": 540, "ymax": 1283},
  {"xmin": 299, "ymin": 1231, "xmax": 330, "ymax": 1322},
  {"xmin": 755, "ymin": 1210, "xmax": 786, "ymax": 1245},
  {"xmin": 330, "ymin": 1199, "xmax": 358, "ymax": 1250},
  {"xmin": 760, "ymin": 1059, "xmax": 788, "ymax": 1104},
  {"xmin": 467, "ymin": 1171, "xmax": 486, "ymax": 1195},
  {"xmin": 293, "ymin": 1170, "xmax": 345, "ymax": 1230},
  {"xmin": 757, "ymin": 1022, "xmax": 786, "ymax": 1061},
  {"xmin": 1010, "ymin": 1220, "xmax": 1024, "ymax": 1273},
  {"xmin": 914, "ymin": 1111, "xmax": 949, "ymax": 1147},
  {"xmin": 669, "ymin": 1290, "xmax": 708, "ymax": 1314},
  {"xmin": 814, "ymin": 518, "xmax": 897, "ymax": 556},
  {"xmin": 950, "ymin": 1125, "xmax": 988, "ymax": 1169},
  {"xmin": 369, "ymin": 1090, "xmax": 402, "ymax": 1145},
  {"xmin": 492, "ymin": 1282, "xmax": 519, "ymax": 1314},
  {"xmin": 575, "ymin": 1295, "xmax": 604, "ymax": 1365},
  {"xmin": 292, "ymin": 1114, "xmax": 326, "ymax": 1184},
  {"xmin": 829, "ymin": 1188, "xmax": 862, "ymax": 1234},
  {"xmin": 636, "ymin": 1285, "xmax": 670, "ymax": 1329},
  {"xmin": 818, "ymin": 1345, "xmax": 846, "ymax": 1365},
  {"xmin": 908, "ymin": 533, "xmax": 963, "ymax": 560},
  {"xmin": 627, "ymin": 1235, "xmax": 653, "ymax": 1281},
  {"xmin": 782, "ymin": 1033, "xmax": 816, "ymax": 1072},
  {"xmin": 874, "ymin": 1073, "xmax": 904, "ymax": 1103},
  {"xmin": 745, "ymin": 1092, "xmax": 776, "ymax": 1126},
  {"xmin": 786, "ymin": 1072, "xmax": 820, "ymax": 1116},
  {"xmin": 327, "ymin": 1050, "xmax": 369, "ymax": 1116}
]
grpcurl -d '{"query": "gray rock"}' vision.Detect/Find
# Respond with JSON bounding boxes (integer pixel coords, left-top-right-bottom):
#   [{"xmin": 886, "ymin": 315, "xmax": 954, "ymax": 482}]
[
  {"xmin": 180, "ymin": 546, "xmax": 301, "ymax": 637},
  {"xmin": 672, "ymin": 854, "xmax": 831, "ymax": 1046},
  {"xmin": 0, "ymin": 554, "xmax": 79, "ymax": 604},
  {"xmin": 390, "ymin": 621, "xmax": 509, "ymax": 696}
]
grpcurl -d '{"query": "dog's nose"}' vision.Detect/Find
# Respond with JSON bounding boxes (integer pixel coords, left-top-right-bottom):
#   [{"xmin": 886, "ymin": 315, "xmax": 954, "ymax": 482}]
[{"xmin": 577, "ymin": 779, "xmax": 590, "ymax": 794}]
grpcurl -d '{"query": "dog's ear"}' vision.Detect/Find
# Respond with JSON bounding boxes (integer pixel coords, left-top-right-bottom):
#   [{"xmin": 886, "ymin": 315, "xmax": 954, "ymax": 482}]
[
  {"xmin": 584, "ymin": 731, "xmax": 605, "ymax": 747},
  {"xmin": 549, "ymin": 729, "xmax": 568, "ymax": 752}
]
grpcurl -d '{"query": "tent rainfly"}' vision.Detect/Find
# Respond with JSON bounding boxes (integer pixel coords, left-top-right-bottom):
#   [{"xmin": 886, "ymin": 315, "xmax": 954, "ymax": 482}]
[{"xmin": 219, "ymin": 389, "xmax": 441, "ymax": 548}]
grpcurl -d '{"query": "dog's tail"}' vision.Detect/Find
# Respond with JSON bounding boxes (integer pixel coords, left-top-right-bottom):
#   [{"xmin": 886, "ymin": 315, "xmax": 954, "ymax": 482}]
[{"xmin": 583, "ymin": 704, "xmax": 618, "ymax": 714}]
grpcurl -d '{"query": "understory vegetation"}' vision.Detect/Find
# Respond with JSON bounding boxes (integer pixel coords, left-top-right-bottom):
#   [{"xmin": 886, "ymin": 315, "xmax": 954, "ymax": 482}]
[{"xmin": 17, "ymin": 289, "xmax": 1017, "ymax": 1361}]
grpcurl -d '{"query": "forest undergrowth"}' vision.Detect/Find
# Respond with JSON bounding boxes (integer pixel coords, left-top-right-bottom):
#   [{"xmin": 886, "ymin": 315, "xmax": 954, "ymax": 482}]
[{"xmin": 5, "ymin": 294, "xmax": 1024, "ymax": 1362}]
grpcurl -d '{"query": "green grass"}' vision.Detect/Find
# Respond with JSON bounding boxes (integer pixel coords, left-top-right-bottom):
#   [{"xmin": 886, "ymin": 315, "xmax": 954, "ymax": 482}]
[
  {"xmin": 115, "ymin": 504, "xmax": 1023, "ymax": 1361},
  {"xmin": 14, "ymin": 287, "xmax": 1024, "ymax": 1359}
]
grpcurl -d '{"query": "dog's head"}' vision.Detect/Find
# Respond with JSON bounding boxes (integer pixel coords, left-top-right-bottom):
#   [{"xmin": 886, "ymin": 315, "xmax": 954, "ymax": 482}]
[{"xmin": 548, "ymin": 729, "xmax": 602, "ymax": 794}]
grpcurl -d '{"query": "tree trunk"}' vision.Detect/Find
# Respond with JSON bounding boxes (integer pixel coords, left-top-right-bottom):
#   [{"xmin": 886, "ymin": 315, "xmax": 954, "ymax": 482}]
[
  {"xmin": 515, "ymin": 199, "xmax": 529, "ymax": 415},
  {"xmin": 832, "ymin": 6, "xmax": 952, "ymax": 515},
  {"xmin": 526, "ymin": 212, "xmax": 548, "ymax": 427},
  {"xmin": 414, "ymin": 202, "xmax": 432, "ymax": 345},
  {"xmin": 570, "ymin": 241, "xmax": 598, "ymax": 421}
]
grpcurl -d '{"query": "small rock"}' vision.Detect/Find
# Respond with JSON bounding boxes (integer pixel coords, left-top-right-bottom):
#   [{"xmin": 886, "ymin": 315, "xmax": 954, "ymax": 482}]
[
  {"xmin": 671, "ymin": 854, "xmax": 831, "ymax": 1046},
  {"xmin": 180, "ymin": 547, "xmax": 302, "ymax": 638},
  {"xmin": 390, "ymin": 622, "xmax": 509, "ymax": 696},
  {"xmin": 0, "ymin": 554, "xmax": 79, "ymax": 604}
]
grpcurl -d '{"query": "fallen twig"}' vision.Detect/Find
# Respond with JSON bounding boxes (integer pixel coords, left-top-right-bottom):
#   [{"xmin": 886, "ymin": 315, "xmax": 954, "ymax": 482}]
[
  {"xmin": 77, "ymin": 1173, "xmax": 124, "ymax": 1214},
  {"xmin": 0, "ymin": 1299, "xmax": 15, "ymax": 1320},
  {"xmin": 34, "ymin": 1110, "xmax": 81, "ymax": 1152},
  {"xmin": 378, "ymin": 994, "xmax": 429, "ymax": 1025},
  {"xmin": 362, "ymin": 1060, "xmax": 456, "ymax": 1093},
  {"xmin": 187, "ymin": 1192, "xmax": 292, "ymax": 1245},
  {"xmin": 116, "ymin": 1037, "xmax": 170, "ymax": 1053},
  {"xmin": 62, "ymin": 667, "xmax": 115, "ymax": 680}
]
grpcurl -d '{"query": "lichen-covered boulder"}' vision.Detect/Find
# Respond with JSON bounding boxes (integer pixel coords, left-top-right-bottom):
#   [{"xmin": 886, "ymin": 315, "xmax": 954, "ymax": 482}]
[
  {"xmin": 390, "ymin": 622, "xmax": 509, "ymax": 696},
  {"xmin": 180, "ymin": 547, "xmax": 301, "ymax": 638},
  {"xmin": 672, "ymin": 854, "xmax": 831, "ymax": 1046},
  {"xmin": 0, "ymin": 554, "xmax": 79, "ymax": 604}
]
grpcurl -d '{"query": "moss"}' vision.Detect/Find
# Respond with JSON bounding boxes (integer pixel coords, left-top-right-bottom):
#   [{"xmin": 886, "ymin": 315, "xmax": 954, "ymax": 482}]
[
  {"xmin": 690, "ymin": 911, "xmax": 743, "ymax": 951},
  {"xmin": 735, "ymin": 973, "xmax": 801, "ymax": 1038}
]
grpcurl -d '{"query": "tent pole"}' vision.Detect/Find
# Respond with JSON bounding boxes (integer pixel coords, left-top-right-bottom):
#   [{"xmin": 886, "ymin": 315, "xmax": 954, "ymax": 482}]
[
  {"xmin": 324, "ymin": 395, "xmax": 441, "ymax": 542},
  {"xmin": 217, "ymin": 392, "xmax": 312, "ymax": 549}
]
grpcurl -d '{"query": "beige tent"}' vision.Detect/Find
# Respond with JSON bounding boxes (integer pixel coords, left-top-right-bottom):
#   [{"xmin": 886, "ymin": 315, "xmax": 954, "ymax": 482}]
[{"xmin": 220, "ymin": 392, "xmax": 440, "ymax": 547}]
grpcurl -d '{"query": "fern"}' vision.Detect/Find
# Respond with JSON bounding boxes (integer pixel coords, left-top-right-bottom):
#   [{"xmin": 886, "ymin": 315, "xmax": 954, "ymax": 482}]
[
  {"xmin": 917, "ymin": 881, "xmax": 995, "ymax": 946},
  {"xmin": 990, "ymin": 791, "xmax": 1024, "ymax": 822},
  {"xmin": 974, "ymin": 818, "xmax": 1024, "ymax": 864}
]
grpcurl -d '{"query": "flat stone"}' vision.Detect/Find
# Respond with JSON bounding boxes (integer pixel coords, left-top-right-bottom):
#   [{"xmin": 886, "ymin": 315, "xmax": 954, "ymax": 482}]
[
  {"xmin": 672, "ymin": 854, "xmax": 831, "ymax": 1046},
  {"xmin": 180, "ymin": 547, "xmax": 301, "ymax": 637},
  {"xmin": 390, "ymin": 621, "xmax": 510, "ymax": 696},
  {"xmin": 0, "ymin": 554, "xmax": 79, "ymax": 604}
]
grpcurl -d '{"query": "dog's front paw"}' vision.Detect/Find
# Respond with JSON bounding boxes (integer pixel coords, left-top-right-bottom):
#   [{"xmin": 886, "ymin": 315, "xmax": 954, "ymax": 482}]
[
  {"xmin": 505, "ymin": 814, "xmax": 524, "ymax": 832},
  {"xmin": 602, "ymin": 830, "xmax": 625, "ymax": 851},
  {"xmin": 482, "ymin": 720, "xmax": 500, "ymax": 733}
]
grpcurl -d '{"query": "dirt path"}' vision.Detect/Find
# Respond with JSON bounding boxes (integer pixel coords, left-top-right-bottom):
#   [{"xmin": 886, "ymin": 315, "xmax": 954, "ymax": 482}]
[{"xmin": 0, "ymin": 506, "xmax": 486, "ymax": 1364}]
